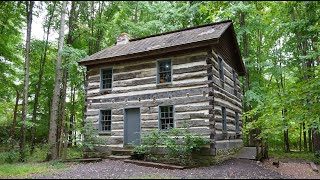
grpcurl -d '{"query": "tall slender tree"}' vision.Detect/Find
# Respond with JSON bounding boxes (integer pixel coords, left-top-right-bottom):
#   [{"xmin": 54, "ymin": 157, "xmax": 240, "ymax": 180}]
[
  {"xmin": 30, "ymin": 1, "xmax": 56, "ymax": 154},
  {"xmin": 48, "ymin": 1, "xmax": 66, "ymax": 161},
  {"xmin": 20, "ymin": 0, "xmax": 34, "ymax": 162}
]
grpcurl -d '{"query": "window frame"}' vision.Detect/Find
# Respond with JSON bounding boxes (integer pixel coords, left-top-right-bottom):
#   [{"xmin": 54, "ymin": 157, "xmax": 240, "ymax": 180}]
[
  {"xmin": 235, "ymin": 112, "xmax": 239, "ymax": 133},
  {"xmin": 158, "ymin": 105, "xmax": 175, "ymax": 130},
  {"xmin": 100, "ymin": 67, "xmax": 113, "ymax": 90},
  {"xmin": 99, "ymin": 109, "xmax": 112, "ymax": 134},
  {"xmin": 232, "ymin": 70, "xmax": 237, "ymax": 96},
  {"xmin": 218, "ymin": 56, "xmax": 224, "ymax": 82},
  {"xmin": 222, "ymin": 107, "xmax": 227, "ymax": 132},
  {"xmin": 156, "ymin": 59, "xmax": 172, "ymax": 84}
]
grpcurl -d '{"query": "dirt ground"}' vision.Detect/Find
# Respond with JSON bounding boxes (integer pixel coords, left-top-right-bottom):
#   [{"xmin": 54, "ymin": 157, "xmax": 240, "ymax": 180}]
[
  {"xmin": 263, "ymin": 158, "xmax": 320, "ymax": 179},
  {"xmin": 29, "ymin": 158, "xmax": 320, "ymax": 179}
]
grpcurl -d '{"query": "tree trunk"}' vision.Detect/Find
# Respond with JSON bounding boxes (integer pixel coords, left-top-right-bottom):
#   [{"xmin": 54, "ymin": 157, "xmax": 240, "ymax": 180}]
[
  {"xmin": 313, "ymin": 130, "xmax": 320, "ymax": 154},
  {"xmin": 239, "ymin": 2, "xmax": 252, "ymax": 146},
  {"xmin": 10, "ymin": 90, "xmax": 20, "ymax": 149},
  {"xmin": 309, "ymin": 129, "xmax": 313, "ymax": 152},
  {"xmin": 20, "ymin": 0, "xmax": 34, "ymax": 162},
  {"xmin": 58, "ymin": 69, "xmax": 68, "ymax": 159},
  {"xmin": 68, "ymin": 85, "xmax": 75, "ymax": 147},
  {"xmin": 284, "ymin": 129, "xmax": 290, "ymax": 153},
  {"xmin": 30, "ymin": 2, "xmax": 56, "ymax": 154},
  {"xmin": 48, "ymin": 1, "xmax": 66, "ymax": 161},
  {"xmin": 303, "ymin": 122, "xmax": 307, "ymax": 151},
  {"xmin": 299, "ymin": 123, "xmax": 302, "ymax": 152}
]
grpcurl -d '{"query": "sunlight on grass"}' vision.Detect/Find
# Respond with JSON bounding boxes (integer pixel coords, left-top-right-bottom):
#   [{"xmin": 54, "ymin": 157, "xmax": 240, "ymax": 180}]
[
  {"xmin": 0, "ymin": 163, "xmax": 49, "ymax": 178},
  {"xmin": 269, "ymin": 150, "xmax": 314, "ymax": 161},
  {"xmin": 0, "ymin": 162, "xmax": 70, "ymax": 178}
]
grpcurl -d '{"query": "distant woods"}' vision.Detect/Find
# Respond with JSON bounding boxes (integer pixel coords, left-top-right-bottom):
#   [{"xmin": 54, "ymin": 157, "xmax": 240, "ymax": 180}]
[{"xmin": 0, "ymin": 1, "xmax": 319, "ymax": 161}]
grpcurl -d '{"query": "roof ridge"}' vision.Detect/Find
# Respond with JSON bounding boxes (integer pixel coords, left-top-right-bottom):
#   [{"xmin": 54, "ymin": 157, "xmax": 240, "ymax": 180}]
[{"xmin": 129, "ymin": 20, "xmax": 232, "ymax": 42}]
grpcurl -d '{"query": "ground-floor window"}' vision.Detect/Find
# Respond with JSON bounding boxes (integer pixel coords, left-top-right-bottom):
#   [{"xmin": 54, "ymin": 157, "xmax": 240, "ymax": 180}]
[
  {"xmin": 159, "ymin": 105, "xmax": 174, "ymax": 130},
  {"xmin": 100, "ymin": 110, "xmax": 111, "ymax": 132}
]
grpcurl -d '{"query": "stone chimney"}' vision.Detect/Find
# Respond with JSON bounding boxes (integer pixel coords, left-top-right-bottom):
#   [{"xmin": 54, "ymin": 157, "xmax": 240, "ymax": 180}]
[{"xmin": 116, "ymin": 33, "xmax": 130, "ymax": 45}]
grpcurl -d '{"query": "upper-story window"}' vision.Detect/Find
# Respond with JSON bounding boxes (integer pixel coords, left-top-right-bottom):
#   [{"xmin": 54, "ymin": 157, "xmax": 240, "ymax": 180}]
[
  {"xmin": 232, "ymin": 70, "xmax": 237, "ymax": 96},
  {"xmin": 218, "ymin": 56, "xmax": 224, "ymax": 81},
  {"xmin": 159, "ymin": 105, "xmax": 174, "ymax": 130},
  {"xmin": 157, "ymin": 59, "xmax": 172, "ymax": 84},
  {"xmin": 101, "ymin": 68, "xmax": 113, "ymax": 89}
]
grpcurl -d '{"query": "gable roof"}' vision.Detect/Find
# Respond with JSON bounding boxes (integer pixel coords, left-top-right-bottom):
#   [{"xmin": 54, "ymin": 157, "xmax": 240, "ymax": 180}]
[{"xmin": 79, "ymin": 20, "xmax": 246, "ymax": 76}]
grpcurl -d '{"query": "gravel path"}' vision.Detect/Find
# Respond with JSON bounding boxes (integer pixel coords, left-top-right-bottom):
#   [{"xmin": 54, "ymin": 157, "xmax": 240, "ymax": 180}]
[{"xmin": 33, "ymin": 158, "xmax": 293, "ymax": 179}]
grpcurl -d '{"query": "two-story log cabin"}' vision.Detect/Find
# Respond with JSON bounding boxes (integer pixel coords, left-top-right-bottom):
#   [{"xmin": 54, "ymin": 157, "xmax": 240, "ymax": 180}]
[{"xmin": 79, "ymin": 20, "xmax": 246, "ymax": 156}]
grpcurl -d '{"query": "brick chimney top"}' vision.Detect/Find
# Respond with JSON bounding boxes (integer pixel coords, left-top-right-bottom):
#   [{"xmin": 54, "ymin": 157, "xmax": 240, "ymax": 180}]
[{"xmin": 116, "ymin": 33, "xmax": 130, "ymax": 45}]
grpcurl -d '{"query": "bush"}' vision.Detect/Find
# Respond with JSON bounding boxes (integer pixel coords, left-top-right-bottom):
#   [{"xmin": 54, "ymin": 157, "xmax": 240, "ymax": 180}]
[
  {"xmin": 314, "ymin": 151, "xmax": 320, "ymax": 165},
  {"xmin": 137, "ymin": 128, "xmax": 210, "ymax": 166}
]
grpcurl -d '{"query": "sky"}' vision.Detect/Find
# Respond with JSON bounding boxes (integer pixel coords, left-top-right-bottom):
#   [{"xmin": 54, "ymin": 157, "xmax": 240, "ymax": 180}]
[{"xmin": 23, "ymin": 2, "xmax": 65, "ymax": 42}]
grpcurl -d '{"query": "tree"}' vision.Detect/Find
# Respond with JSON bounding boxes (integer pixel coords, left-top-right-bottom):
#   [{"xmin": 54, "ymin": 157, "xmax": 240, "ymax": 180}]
[
  {"xmin": 48, "ymin": 1, "xmax": 66, "ymax": 161},
  {"xmin": 20, "ymin": 0, "xmax": 34, "ymax": 162}
]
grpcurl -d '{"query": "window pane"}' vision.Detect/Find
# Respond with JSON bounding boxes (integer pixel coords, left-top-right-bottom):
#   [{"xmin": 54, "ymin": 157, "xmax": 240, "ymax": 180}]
[
  {"xmin": 159, "ymin": 106, "xmax": 174, "ymax": 130},
  {"xmin": 158, "ymin": 60, "xmax": 171, "ymax": 83},
  {"xmin": 100, "ymin": 110, "xmax": 111, "ymax": 132},
  {"xmin": 101, "ymin": 69, "xmax": 112, "ymax": 89}
]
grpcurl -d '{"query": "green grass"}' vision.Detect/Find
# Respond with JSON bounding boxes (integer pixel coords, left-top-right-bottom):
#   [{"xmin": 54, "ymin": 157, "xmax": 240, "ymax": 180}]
[
  {"xmin": 269, "ymin": 150, "xmax": 314, "ymax": 162},
  {"xmin": 0, "ymin": 145, "xmax": 82, "ymax": 164},
  {"xmin": 0, "ymin": 163, "xmax": 48, "ymax": 178},
  {"xmin": 0, "ymin": 161, "xmax": 71, "ymax": 178}
]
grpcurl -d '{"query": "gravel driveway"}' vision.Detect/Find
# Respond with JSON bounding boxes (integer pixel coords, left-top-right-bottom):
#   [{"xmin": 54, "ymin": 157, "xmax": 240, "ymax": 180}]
[{"xmin": 34, "ymin": 158, "xmax": 292, "ymax": 179}]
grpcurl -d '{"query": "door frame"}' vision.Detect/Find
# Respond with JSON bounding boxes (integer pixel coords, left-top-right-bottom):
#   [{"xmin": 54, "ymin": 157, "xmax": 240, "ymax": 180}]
[{"xmin": 123, "ymin": 107, "xmax": 141, "ymax": 147}]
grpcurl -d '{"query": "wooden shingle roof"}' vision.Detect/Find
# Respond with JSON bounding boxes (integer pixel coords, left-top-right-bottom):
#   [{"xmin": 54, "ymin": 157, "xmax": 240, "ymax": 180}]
[{"xmin": 79, "ymin": 20, "xmax": 246, "ymax": 75}]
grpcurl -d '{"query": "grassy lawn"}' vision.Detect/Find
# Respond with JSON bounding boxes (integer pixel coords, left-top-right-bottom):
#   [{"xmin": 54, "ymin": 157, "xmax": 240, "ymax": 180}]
[
  {"xmin": 269, "ymin": 149, "xmax": 314, "ymax": 162},
  {"xmin": 0, "ymin": 145, "xmax": 82, "ymax": 178},
  {"xmin": 0, "ymin": 161, "xmax": 73, "ymax": 178}
]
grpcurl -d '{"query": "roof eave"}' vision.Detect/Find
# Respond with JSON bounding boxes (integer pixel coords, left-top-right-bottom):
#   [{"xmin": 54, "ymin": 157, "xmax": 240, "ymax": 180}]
[{"xmin": 79, "ymin": 38, "xmax": 220, "ymax": 67}]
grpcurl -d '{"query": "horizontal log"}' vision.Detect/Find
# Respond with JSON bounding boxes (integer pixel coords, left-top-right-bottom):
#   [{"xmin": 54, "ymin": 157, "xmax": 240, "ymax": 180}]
[
  {"xmin": 96, "ymin": 136, "xmax": 124, "ymax": 145},
  {"xmin": 87, "ymin": 95, "xmax": 211, "ymax": 110},
  {"xmin": 176, "ymin": 119, "xmax": 208, "ymax": 128},
  {"xmin": 175, "ymin": 105, "xmax": 212, "ymax": 112},
  {"xmin": 87, "ymin": 80, "xmax": 210, "ymax": 97},
  {"xmin": 173, "ymin": 65, "xmax": 208, "ymax": 74},
  {"xmin": 113, "ymin": 62, "xmax": 156, "ymax": 74},
  {"xmin": 172, "ymin": 53, "xmax": 207, "ymax": 65},
  {"xmin": 88, "ymin": 86, "xmax": 210, "ymax": 103},
  {"xmin": 173, "ymin": 72, "xmax": 207, "ymax": 81},
  {"xmin": 113, "ymin": 70, "xmax": 155, "ymax": 81},
  {"xmin": 141, "ymin": 114, "xmax": 158, "ymax": 121},
  {"xmin": 141, "ymin": 121, "xmax": 158, "ymax": 128},
  {"xmin": 113, "ymin": 77, "xmax": 156, "ymax": 87}
]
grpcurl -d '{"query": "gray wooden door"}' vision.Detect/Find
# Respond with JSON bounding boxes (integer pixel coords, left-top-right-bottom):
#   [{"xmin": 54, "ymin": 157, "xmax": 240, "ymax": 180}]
[{"xmin": 124, "ymin": 108, "xmax": 141, "ymax": 146}]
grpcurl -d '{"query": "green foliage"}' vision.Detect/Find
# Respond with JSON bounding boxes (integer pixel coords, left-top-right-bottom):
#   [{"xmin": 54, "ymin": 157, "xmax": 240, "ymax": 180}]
[{"xmin": 136, "ymin": 128, "xmax": 210, "ymax": 166}]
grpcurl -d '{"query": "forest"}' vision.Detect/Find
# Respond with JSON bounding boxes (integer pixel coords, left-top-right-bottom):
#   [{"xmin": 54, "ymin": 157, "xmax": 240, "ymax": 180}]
[{"xmin": 0, "ymin": 1, "xmax": 319, "ymax": 164}]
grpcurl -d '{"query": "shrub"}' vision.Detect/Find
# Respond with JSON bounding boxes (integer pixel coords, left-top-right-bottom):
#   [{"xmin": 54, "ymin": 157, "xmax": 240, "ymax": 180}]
[{"xmin": 138, "ymin": 128, "xmax": 210, "ymax": 166}]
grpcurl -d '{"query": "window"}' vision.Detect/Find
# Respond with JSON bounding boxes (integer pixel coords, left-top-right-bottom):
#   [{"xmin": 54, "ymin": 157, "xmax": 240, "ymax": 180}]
[
  {"xmin": 100, "ymin": 110, "xmax": 111, "ymax": 132},
  {"xmin": 101, "ymin": 68, "xmax": 112, "ymax": 89},
  {"xmin": 218, "ymin": 57, "xmax": 224, "ymax": 81},
  {"xmin": 157, "ymin": 59, "xmax": 172, "ymax": 84},
  {"xmin": 233, "ymin": 70, "xmax": 237, "ymax": 96},
  {"xmin": 222, "ymin": 107, "xmax": 227, "ymax": 131},
  {"xmin": 235, "ymin": 112, "xmax": 239, "ymax": 132},
  {"xmin": 159, "ymin": 106, "xmax": 174, "ymax": 130}
]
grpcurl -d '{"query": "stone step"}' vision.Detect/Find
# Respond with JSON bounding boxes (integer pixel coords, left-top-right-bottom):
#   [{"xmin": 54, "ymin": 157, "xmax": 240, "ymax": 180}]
[
  {"xmin": 236, "ymin": 147, "xmax": 258, "ymax": 160},
  {"xmin": 108, "ymin": 155, "xmax": 131, "ymax": 160},
  {"xmin": 111, "ymin": 149, "xmax": 133, "ymax": 156}
]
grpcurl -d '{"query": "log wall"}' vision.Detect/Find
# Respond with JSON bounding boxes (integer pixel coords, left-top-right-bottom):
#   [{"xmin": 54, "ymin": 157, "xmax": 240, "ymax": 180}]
[
  {"xmin": 84, "ymin": 48, "xmax": 243, "ymax": 151},
  {"xmin": 85, "ymin": 51, "xmax": 212, "ymax": 148}
]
